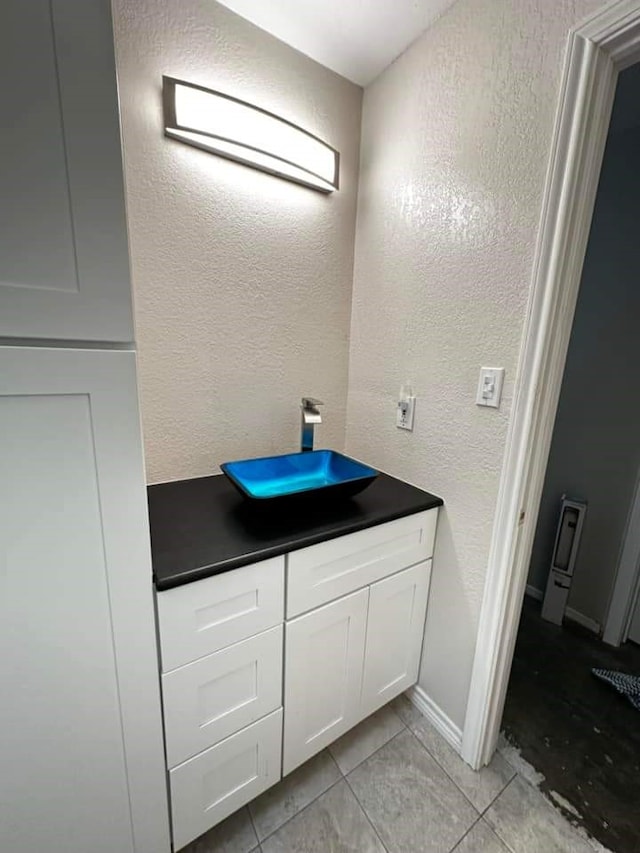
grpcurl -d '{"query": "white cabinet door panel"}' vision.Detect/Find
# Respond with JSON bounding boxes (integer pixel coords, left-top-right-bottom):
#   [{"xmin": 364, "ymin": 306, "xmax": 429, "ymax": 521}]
[
  {"xmin": 361, "ymin": 561, "xmax": 431, "ymax": 717},
  {"xmin": 283, "ymin": 589, "xmax": 368, "ymax": 774},
  {"xmin": 157, "ymin": 557, "xmax": 284, "ymax": 672},
  {"xmin": 0, "ymin": 347, "xmax": 169, "ymax": 853},
  {"xmin": 287, "ymin": 510, "xmax": 437, "ymax": 617},
  {"xmin": 0, "ymin": 0, "xmax": 133, "ymax": 341},
  {"xmin": 170, "ymin": 709, "xmax": 282, "ymax": 851},
  {"xmin": 163, "ymin": 626, "xmax": 283, "ymax": 768}
]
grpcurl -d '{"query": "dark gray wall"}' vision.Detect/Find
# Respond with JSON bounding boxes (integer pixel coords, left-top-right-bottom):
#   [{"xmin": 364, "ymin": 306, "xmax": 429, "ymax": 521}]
[{"xmin": 528, "ymin": 119, "xmax": 640, "ymax": 627}]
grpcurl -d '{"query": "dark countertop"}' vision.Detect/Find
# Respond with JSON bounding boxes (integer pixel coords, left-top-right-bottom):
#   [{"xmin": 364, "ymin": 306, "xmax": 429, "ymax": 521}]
[{"xmin": 148, "ymin": 472, "xmax": 443, "ymax": 590}]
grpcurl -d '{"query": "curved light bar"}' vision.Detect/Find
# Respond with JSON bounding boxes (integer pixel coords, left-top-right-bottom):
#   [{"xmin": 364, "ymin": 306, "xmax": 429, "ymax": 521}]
[{"xmin": 162, "ymin": 76, "xmax": 339, "ymax": 193}]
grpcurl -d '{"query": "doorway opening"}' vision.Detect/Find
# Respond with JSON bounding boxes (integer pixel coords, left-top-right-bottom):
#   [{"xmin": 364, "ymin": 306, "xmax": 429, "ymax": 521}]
[{"xmin": 500, "ymin": 60, "xmax": 640, "ymax": 852}]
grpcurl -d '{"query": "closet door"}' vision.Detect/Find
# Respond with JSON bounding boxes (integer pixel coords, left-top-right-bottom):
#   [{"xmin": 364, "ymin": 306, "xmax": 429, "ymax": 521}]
[
  {"xmin": 0, "ymin": 0, "xmax": 133, "ymax": 341},
  {"xmin": 0, "ymin": 347, "xmax": 170, "ymax": 853}
]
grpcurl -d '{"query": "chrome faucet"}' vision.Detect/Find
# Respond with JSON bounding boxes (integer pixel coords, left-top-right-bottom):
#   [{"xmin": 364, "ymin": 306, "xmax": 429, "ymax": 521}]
[{"xmin": 301, "ymin": 397, "xmax": 323, "ymax": 452}]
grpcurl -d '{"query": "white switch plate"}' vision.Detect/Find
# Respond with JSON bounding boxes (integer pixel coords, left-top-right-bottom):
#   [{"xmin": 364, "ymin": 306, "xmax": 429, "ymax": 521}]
[
  {"xmin": 476, "ymin": 367, "xmax": 504, "ymax": 408},
  {"xmin": 396, "ymin": 396, "xmax": 415, "ymax": 430}
]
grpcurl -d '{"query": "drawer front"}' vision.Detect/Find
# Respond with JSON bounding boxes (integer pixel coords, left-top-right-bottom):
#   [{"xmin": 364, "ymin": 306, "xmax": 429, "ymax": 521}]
[
  {"xmin": 157, "ymin": 556, "xmax": 284, "ymax": 672},
  {"xmin": 286, "ymin": 510, "xmax": 437, "ymax": 618},
  {"xmin": 170, "ymin": 708, "xmax": 282, "ymax": 851},
  {"xmin": 163, "ymin": 625, "xmax": 283, "ymax": 769}
]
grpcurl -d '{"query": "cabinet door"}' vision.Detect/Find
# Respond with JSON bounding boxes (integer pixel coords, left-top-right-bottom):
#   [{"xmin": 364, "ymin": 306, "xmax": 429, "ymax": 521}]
[
  {"xmin": 361, "ymin": 561, "xmax": 432, "ymax": 717},
  {"xmin": 0, "ymin": 0, "xmax": 133, "ymax": 341},
  {"xmin": 170, "ymin": 709, "xmax": 283, "ymax": 851},
  {"xmin": 283, "ymin": 589, "xmax": 368, "ymax": 775},
  {"xmin": 0, "ymin": 347, "xmax": 169, "ymax": 853}
]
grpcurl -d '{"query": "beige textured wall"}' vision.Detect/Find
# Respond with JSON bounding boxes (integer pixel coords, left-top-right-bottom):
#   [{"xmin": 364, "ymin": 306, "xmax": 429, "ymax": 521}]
[
  {"xmin": 346, "ymin": 0, "xmax": 602, "ymax": 730},
  {"xmin": 112, "ymin": 0, "xmax": 362, "ymax": 484}
]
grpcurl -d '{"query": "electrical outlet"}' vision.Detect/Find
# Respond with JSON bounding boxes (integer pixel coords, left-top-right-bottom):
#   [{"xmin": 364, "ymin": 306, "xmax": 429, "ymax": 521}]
[{"xmin": 396, "ymin": 396, "xmax": 415, "ymax": 430}]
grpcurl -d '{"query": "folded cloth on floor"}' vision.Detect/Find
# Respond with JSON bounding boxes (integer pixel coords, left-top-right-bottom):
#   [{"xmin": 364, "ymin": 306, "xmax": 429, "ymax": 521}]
[{"xmin": 592, "ymin": 668, "xmax": 640, "ymax": 710}]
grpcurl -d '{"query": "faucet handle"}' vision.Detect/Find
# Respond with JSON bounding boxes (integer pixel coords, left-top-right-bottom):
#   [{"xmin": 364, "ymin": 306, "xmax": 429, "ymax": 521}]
[{"xmin": 302, "ymin": 397, "xmax": 324, "ymax": 408}]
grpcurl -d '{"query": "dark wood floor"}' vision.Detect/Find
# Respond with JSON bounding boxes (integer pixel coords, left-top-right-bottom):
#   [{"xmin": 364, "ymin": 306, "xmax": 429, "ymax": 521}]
[{"xmin": 502, "ymin": 597, "xmax": 640, "ymax": 853}]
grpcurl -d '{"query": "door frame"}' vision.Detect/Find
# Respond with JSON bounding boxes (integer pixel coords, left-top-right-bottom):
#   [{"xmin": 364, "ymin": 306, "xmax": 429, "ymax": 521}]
[
  {"xmin": 461, "ymin": 0, "xmax": 640, "ymax": 770},
  {"xmin": 604, "ymin": 463, "xmax": 640, "ymax": 644}
]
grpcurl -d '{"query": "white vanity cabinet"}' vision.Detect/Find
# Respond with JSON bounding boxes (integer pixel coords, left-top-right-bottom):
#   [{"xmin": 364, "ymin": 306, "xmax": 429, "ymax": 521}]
[
  {"xmin": 282, "ymin": 511, "xmax": 436, "ymax": 774},
  {"xmin": 156, "ymin": 506, "xmax": 438, "ymax": 851}
]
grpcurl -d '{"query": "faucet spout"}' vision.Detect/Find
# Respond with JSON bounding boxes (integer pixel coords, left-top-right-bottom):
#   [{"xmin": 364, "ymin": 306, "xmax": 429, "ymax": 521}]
[{"xmin": 301, "ymin": 397, "xmax": 323, "ymax": 451}]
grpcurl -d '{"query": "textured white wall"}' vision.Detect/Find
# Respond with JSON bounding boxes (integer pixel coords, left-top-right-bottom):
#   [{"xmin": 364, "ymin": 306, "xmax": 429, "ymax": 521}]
[
  {"xmin": 112, "ymin": 0, "xmax": 362, "ymax": 484},
  {"xmin": 528, "ymin": 126, "xmax": 640, "ymax": 628},
  {"xmin": 346, "ymin": 0, "xmax": 602, "ymax": 729}
]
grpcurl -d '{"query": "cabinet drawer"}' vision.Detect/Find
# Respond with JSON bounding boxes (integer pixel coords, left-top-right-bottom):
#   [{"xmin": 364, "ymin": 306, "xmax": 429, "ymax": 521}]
[
  {"xmin": 157, "ymin": 556, "xmax": 284, "ymax": 672},
  {"xmin": 170, "ymin": 709, "xmax": 282, "ymax": 851},
  {"xmin": 286, "ymin": 510, "xmax": 437, "ymax": 617},
  {"xmin": 162, "ymin": 625, "xmax": 283, "ymax": 769}
]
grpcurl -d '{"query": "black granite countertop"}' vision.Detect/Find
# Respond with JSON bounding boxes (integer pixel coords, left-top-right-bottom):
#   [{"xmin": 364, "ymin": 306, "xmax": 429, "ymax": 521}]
[{"xmin": 148, "ymin": 472, "xmax": 443, "ymax": 590}]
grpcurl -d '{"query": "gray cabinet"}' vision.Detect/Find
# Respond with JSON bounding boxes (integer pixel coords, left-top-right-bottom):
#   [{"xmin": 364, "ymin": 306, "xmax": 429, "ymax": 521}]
[{"xmin": 0, "ymin": 0, "xmax": 133, "ymax": 342}]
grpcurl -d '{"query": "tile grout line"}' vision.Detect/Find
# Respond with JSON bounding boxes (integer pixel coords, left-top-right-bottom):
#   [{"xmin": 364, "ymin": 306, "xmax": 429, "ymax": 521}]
[
  {"xmin": 255, "ymin": 771, "xmax": 345, "ymax": 847},
  {"xmin": 479, "ymin": 771, "xmax": 517, "ymax": 818},
  {"xmin": 330, "ymin": 715, "xmax": 408, "ymax": 778},
  {"xmin": 246, "ymin": 804, "xmax": 261, "ymax": 851},
  {"xmin": 343, "ymin": 770, "xmax": 391, "ymax": 853},
  {"xmin": 256, "ymin": 715, "xmax": 408, "ymax": 850},
  {"xmin": 480, "ymin": 775, "xmax": 520, "ymax": 853},
  {"xmin": 403, "ymin": 712, "xmax": 520, "ymax": 822},
  {"xmin": 401, "ymin": 723, "xmax": 484, "ymax": 819},
  {"xmin": 448, "ymin": 814, "xmax": 484, "ymax": 853}
]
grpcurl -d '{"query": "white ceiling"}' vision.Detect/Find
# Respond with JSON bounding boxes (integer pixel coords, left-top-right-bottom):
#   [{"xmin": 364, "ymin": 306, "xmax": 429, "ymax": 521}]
[{"xmin": 216, "ymin": 0, "xmax": 457, "ymax": 86}]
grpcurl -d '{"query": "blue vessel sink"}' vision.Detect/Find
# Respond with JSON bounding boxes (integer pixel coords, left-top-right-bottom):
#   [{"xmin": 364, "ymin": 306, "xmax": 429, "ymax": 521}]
[{"xmin": 221, "ymin": 450, "xmax": 377, "ymax": 501}]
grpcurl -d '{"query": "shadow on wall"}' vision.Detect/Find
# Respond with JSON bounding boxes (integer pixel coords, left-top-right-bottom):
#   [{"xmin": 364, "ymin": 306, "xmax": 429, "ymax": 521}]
[{"xmin": 419, "ymin": 508, "xmax": 478, "ymax": 733}]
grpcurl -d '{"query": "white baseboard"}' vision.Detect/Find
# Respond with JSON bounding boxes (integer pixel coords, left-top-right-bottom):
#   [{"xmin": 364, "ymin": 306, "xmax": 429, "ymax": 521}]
[
  {"xmin": 406, "ymin": 685, "xmax": 462, "ymax": 753},
  {"xmin": 565, "ymin": 606, "xmax": 601, "ymax": 634},
  {"xmin": 525, "ymin": 584, "xmax": 543, "ymax": 601},
  {"xmin": 525, "ymin": 584, "xmax": 600, "ymax": 634}
]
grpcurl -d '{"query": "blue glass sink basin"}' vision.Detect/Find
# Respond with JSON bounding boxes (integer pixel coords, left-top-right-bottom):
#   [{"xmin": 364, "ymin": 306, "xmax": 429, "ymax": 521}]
[{"xmin": 220, "ymin": 450, "xmax": 377, "ymax": 501}]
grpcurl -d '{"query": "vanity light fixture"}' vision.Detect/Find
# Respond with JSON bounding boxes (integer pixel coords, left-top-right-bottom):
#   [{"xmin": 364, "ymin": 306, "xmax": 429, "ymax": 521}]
[{"xmin": 162, "ymin": 76, "xmax": 339, "ymax": 193}]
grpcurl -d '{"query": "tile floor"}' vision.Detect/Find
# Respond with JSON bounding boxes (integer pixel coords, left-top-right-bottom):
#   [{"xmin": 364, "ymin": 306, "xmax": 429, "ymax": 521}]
[{"xmin": 180, "ymin": 694, "xmax": 607, "ymax": 853}]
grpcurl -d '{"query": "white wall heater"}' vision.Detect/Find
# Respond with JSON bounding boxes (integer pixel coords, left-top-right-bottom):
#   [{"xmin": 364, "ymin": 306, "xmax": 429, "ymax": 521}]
[{"xmin": 541, "ymin": 496, "xmax": 587, "ymax": 625}]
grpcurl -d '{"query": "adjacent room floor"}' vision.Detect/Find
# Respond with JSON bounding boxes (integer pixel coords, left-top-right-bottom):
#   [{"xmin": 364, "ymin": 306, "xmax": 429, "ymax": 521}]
[
  {"xmin": 502, "ymin": 596, "xmax": 640, "ymax": 853},
  {"xmin": 181, "ymin": 691, "xmax": 605, "ymax": 853}
]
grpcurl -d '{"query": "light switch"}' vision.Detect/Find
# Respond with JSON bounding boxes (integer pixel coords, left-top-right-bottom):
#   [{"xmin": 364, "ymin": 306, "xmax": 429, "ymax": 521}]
[{"xmin": 476, "ymin": 367, "xmax": 504, "ymax": 408}]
